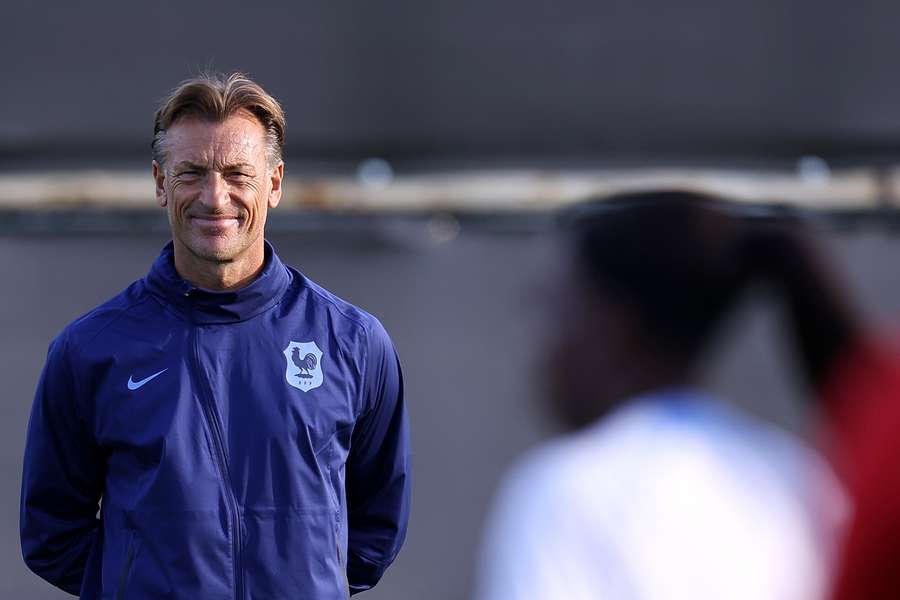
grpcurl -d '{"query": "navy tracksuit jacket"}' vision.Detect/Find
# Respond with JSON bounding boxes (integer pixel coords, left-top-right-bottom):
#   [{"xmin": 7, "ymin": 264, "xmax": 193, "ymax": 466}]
[{"xmin": 20, "ymin": 241, "xmax": 411, "ymax": 599}]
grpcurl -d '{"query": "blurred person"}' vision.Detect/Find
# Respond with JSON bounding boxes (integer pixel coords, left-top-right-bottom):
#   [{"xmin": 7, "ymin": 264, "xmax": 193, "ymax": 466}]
[
  {"xmin": 823, "ymin": 336, "xmax": 900, "ymax": 600},
  {"xmin": 19, "ymin": 73, "xmax": 410, "ymax": 599},
  {"xmin": 473, "ymin": 190, "xmax": 845, "ymax": 600}
]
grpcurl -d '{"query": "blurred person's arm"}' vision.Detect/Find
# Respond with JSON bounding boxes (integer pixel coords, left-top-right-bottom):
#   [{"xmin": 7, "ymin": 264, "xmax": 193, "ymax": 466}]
[
  {"xmin": 344, "ymin": 320, "xmax": 411, "ymax": 594},
  {"xmin": 20, "ymin": 330, "xmax": 104, "ymax": 595}
]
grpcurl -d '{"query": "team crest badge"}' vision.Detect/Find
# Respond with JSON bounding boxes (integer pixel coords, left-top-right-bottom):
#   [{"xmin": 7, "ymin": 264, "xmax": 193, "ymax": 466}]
[{"xmin": 283, "ymin": 341, "xmax": 324, "ymax": 392}]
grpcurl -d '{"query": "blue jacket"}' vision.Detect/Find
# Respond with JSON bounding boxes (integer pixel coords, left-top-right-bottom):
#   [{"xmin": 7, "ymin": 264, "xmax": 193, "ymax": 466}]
[{"xmin": 20, "ymin": 242, "xmax": 411, "ymax": 599}]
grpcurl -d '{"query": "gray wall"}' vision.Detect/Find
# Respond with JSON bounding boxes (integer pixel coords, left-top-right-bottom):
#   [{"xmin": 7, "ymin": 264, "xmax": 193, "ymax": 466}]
[
  {"xmin": 2, "ymin": 220, "xmax": 899, "ymax": 599},
  {"xmin": 5, "ymin": 0, "xmax": 900, "ymax": 169}
]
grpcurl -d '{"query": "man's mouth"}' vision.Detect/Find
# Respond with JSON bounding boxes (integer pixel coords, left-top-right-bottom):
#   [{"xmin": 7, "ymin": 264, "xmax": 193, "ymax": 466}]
[{"xmin": 189, "ymin": 215, "xmax": 241, "ymax": 229}]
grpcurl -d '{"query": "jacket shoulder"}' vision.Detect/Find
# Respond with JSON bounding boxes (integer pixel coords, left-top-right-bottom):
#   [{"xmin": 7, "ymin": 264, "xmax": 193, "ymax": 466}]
[
  {"xmin": 288, "ymin": 267, "xmax": 387, "ymax": 338},
  {"xmin": 61, "ymin": 279, "xmax": 151, "ymax": 349}
]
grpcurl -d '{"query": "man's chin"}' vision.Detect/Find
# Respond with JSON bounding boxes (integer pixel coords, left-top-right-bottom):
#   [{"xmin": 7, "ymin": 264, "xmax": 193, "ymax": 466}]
[{"xmin": 183, "ymin": 236, "xmax": 243, "ymax": 263}]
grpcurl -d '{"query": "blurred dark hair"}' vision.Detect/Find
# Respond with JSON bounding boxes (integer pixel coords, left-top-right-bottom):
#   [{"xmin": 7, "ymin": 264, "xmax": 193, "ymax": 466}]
[{"xmin": 563, "ymin": 189, "xmax": 754, "ymax": 361}]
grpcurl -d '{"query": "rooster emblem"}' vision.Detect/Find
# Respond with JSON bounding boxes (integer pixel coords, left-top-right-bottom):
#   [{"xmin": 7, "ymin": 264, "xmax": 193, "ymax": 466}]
[
  {"xmin": 282, "ymin": 341, "xmax": 324, "ymax": 391},
  {"xmin": 291, "ymin": 347, "xmax": 318, "ymax": 379}
]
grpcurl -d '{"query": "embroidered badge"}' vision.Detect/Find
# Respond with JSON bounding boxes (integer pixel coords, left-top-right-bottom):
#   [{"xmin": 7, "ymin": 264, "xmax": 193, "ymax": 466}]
[{"xmin": 283, "ymin": 341, "xmax": 324, "ymax": 392}]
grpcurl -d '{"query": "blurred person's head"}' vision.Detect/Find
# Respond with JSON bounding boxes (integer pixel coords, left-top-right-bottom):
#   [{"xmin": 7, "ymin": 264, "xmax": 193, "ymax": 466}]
[
  {"xmin": 150, "ymin": 72, "xmax": 286, "ymax": 289},
  {"xmin": 545, "ymin": 190, "xmax": 750, "ymax": 430}
]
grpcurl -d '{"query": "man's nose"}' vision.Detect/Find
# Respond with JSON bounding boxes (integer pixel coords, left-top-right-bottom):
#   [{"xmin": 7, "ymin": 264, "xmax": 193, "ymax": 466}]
[{"xmin": 199, "ymin": 172, "xmax": 229, "ymax": 209}]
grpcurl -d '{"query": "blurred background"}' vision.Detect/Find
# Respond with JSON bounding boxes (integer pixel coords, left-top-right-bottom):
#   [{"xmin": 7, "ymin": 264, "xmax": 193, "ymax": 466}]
[{"xmin": 4, "ymin": 1, "xmax": 900, "ymax": 598}]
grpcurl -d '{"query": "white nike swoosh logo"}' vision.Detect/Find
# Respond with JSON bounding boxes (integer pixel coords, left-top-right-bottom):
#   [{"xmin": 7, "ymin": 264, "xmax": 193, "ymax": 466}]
[{"xmin": 127, "ymin": 368, "xmax": 168, "ymax": 391}]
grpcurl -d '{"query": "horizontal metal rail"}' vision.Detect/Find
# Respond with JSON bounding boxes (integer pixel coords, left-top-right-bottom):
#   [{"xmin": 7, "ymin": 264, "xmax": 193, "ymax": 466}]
[{"xmin": 0, "ymin": 167, "xmax": 896, "ymax": 212}]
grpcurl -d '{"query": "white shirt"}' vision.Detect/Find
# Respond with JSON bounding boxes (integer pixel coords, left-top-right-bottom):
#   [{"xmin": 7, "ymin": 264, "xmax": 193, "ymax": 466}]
[{"xmin": 474, "ymin": 389, "xmax": 844, "ymax": 600}]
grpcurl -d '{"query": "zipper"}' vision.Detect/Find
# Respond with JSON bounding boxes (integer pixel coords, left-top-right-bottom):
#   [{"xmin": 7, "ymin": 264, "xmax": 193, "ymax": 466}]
[
  {"xmin": 190, "ymin": 324, "xmax": 244, "ymax": 600},
  {"xmin": 116, "ymin": 531, "xmax": 136, "ymax": 600}
]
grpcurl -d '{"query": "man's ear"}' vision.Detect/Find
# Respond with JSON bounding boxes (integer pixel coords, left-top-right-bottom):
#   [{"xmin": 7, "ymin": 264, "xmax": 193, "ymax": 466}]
[
  {"xmin": 152, "ymin": 161, "xmax": 167, "ymax": 207},
  {"xmin": 268, "ymin": 161, "xmax": 284, "ymax": 209}
]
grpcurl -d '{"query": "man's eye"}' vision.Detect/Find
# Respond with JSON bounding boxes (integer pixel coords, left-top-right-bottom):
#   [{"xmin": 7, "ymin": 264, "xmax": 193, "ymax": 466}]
[{"xmin": 179, "ymin": 170, "xmax": 200, "ymax": 177}]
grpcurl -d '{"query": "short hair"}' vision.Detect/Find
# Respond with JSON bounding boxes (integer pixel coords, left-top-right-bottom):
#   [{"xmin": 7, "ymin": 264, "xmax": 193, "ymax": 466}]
[{"xmin": 152, "ymin": 72, "xmax": 286, "ymax": 167}]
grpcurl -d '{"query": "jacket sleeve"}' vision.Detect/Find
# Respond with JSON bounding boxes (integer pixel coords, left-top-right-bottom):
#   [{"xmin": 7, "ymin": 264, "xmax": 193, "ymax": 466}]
[
  {"xmin": 345, "ymin": 319, "xmax": 411, "ymax": 594},
  {"xmin": 20, "ymin": 331, "xmax": 104, "ymax": 595}
]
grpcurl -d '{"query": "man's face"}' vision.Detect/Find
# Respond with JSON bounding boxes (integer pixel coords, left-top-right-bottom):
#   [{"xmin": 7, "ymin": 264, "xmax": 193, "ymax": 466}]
[{"xmin": 152, "ymin": 112, "xmax": 283, "ymax": 264}]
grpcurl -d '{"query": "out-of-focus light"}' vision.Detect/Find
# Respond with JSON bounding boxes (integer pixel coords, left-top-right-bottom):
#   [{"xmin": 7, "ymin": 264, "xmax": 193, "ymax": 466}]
[
  {"xmin": 427, "ymin": 212, "xmax": 461, "ymax": 244},
  {"xmin": 357, "ymin": 158, "xmax": 394, "ymax": 188},
  {"xmin": 797, "ymin": 155, "xmax": 831, "ymax": 186}
]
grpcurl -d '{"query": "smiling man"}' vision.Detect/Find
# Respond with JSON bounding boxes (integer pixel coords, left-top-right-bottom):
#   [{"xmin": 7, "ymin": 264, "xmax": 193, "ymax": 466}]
[{"xmin": 20, "ymin": 73, "xmax": 411, "ymax": 599}]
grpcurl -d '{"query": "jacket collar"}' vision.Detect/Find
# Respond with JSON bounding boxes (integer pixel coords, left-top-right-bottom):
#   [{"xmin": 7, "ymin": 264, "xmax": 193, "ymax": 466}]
[{"xmin": 144, "ymin": 240, "xmax": 292, "ymax": 324}]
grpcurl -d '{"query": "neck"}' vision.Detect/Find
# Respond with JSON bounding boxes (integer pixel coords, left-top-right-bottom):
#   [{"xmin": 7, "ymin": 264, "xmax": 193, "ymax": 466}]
[
  {"xmin": 172, "ymin": 240, "xmax": 266, "ymax": 291},
  {"xmin": 613, "ymin": 367, "xmax": 694, "ymax": 406},
  {"xmin": 621, "ymin": 349, "xmax": 696, "ymax": 398},
  {"xmin": 575, "ymin": 356, "xmax": 694, "ymax": 429}
]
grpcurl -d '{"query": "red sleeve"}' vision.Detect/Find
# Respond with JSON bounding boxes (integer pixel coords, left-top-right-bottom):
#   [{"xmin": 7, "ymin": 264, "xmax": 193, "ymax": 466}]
[{"xmin": 825, "ymin": 337, "xmax": 900, "ymax": 600}]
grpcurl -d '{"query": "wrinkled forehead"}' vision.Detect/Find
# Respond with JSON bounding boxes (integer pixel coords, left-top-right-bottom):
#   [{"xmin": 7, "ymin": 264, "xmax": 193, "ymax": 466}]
[{"xmin": 164, "ymin": 112, "xmax": 267, "ymax": 167}]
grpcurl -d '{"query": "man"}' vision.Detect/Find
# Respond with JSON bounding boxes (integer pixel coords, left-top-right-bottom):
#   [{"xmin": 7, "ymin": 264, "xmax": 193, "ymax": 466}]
[
  {"xmin": 473, "ymin": 191, "xmax": 844, "ymax": 600},
  {"xmin": 20, "ymin": 73, "xmax": 411, "ymax": 599}
]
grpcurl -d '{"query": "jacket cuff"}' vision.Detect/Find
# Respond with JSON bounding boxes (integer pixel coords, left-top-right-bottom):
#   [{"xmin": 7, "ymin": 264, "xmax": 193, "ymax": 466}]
[{"xmin": 347, "ymin": 551, "xmax": 387, "ymax": 595}]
